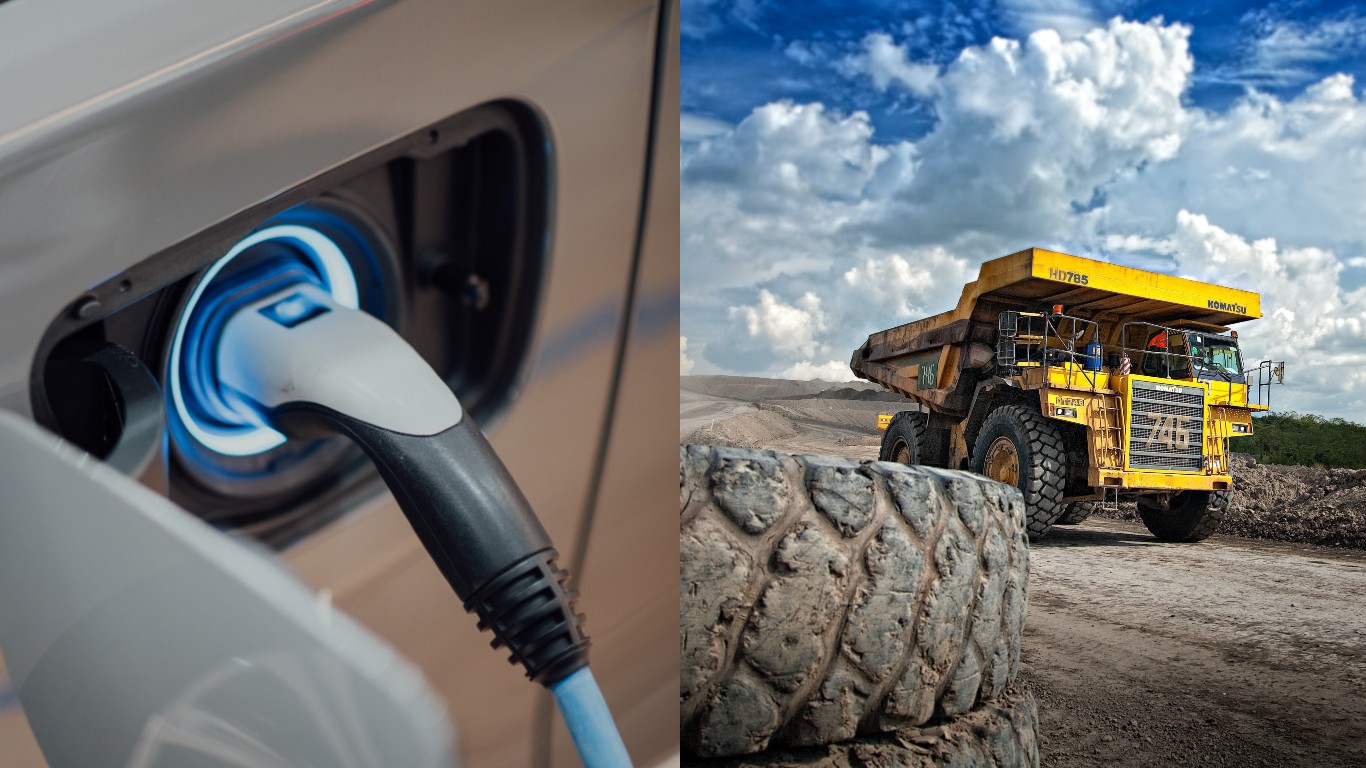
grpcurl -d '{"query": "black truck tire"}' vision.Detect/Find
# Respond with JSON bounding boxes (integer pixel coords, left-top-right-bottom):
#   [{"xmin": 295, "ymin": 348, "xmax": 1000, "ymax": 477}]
[
  {"xmin": 969, "ymin": 405, "xmax": 1067, "ymax": 540},
  {"xmin": 1055, "ymin": 500, "xmax": 1099, "ymax": 525},
  {"xmin": 878, "ymin": 411, "xmax": 946, "ymax": 467},
  {"xmin": 686, "ymin": 686, "xmax": 1040, "ymax": 768},
  {"xmin": 680, "ymin": 444, "xmax": 1030, "ymax": 758},
  {"xmin": 1137, "ymin": 489, "xmax": 1229, "ymax": 542}
]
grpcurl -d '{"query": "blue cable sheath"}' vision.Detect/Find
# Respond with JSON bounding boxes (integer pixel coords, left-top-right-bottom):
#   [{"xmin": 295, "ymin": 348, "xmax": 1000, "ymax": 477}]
[{"xmin": 551, "ymin": 668, "xmax": 632, "ymax": 768}]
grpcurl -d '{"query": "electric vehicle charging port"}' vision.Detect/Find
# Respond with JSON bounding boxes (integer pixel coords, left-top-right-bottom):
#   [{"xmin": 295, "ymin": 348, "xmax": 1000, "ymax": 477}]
[
  {"xmin": 29, "ymin": 101, "xmax": 550, "ymax": 539},
  {"xmin": 164, "ymin": 199, "xmax": 403, "ymax": 504}
]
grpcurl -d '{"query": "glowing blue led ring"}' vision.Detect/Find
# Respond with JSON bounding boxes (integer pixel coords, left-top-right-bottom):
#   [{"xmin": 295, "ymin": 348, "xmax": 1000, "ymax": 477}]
[{"xmin": 169, "ymin": 224, "xmax": 360, "ymax": 457}]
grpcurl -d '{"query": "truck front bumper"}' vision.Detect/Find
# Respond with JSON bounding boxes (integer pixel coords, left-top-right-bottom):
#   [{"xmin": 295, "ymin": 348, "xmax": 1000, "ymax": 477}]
[{"xmin": 1091, "ymin": 470, "xmax": 1233, "ymax": 493}]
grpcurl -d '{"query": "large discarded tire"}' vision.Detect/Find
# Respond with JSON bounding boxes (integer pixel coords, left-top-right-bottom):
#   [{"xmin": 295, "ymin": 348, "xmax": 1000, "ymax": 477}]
[
  {"xmin": 1054, "ymin": 500, "xmax": 1099, "ymax": 526},
  {"xmin": 969, "ymin": 406, "xmax": 1067, "ymax": 540},
  {"xmin": 879, "ymin": 411, "xmax": 947, "ymax": 468},
  {"xmin": 1137, "ymin": 489, "xmax": 1229, "ymax": 542},
  {"xmin": 691, "ymin": 686, "xmax": 1040, "ymax": 768},
  {"xmin": 680, "ymin": 444, "xmax": 1030, "ymax": 758}
]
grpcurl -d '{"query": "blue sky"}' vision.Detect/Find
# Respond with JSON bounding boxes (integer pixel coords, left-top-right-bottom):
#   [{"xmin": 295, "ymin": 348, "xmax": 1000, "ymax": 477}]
[
  {"xmin": 680, "ymin": 0, "xmax": 1366, "ymax": 419},
  {"xmin": 683, "ymin": 1, "xmax": 1366, "ymax": 131}
]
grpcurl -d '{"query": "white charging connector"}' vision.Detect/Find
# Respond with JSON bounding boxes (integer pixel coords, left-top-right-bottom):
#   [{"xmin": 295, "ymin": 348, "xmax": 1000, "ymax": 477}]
[
  {"xmin": 211, "ymin": 281, "xmax": 629, "ymax": 766},
  {"xmin": 217, "ymin": 285, "xmax": 461, "ymax": 436}
]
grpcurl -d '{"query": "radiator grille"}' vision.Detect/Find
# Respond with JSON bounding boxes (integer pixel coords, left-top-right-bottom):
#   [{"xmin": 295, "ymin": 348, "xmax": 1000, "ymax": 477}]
[
  {"xmin": 1131, "ymin": 387, "xmax": 1202, "ymax": 406},
  {"xmin": 1128, "ymin": 380, "xmax": 1204, "ymax": 471}
]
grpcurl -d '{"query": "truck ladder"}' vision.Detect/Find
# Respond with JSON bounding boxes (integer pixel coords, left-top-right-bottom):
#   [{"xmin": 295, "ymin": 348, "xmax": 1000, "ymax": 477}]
[
  {"xmin": 1090, "ymin": 395, "xmax": 1124, "ymax": 471},
  {"xmin": 1206, "ymin": 406, "xmax": 1231, "ymax": 474},
  {"xmin": 1100, "ymin": 484, "xmax": 1121, "ymax": 513}
]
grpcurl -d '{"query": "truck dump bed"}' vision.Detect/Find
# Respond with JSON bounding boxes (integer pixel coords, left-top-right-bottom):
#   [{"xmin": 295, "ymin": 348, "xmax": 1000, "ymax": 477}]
[{"xmin": 850, "ymin": 248, "xmax": 1261, "ymax": 414}]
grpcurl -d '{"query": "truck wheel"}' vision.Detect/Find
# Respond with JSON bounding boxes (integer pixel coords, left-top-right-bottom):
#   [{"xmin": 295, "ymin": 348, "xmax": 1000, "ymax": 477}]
[
  {"xmin": 1055, "ymin": 500, "xmax": 1099, "ymax": 525},
  {"xmin": 1137, "ymin": 490, "xmax": 1229, "ymax": 542},
  {"xmin": 878, "ymin": 411, "xmax": 937, "ymax": 465},
  {"xmin": 691, "ymin": 686, "xmax": 1040, "ymax": 768},
  {"xmin": 680, "ymin": 445, "xmax": 1030, "ymax": 758},
  {"xmin": 880, "ymin": 411, "xmax": 948, "ymax": 468},
  {"xmin": 969, "ymin": 405, "xmax": 1066, "ymax": 540}
]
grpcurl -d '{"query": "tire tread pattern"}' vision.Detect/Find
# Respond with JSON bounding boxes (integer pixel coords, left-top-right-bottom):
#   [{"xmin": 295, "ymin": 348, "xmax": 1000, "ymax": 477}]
[
  {"xmin": 1137, "ymin": 489, "xmax": 1229, "ymax": 541},
  {"xmin": 680, "ymin": 444, "xmax": 1030, "ymax": 758},
  {"xmin": 686, "ymin": 686, "xmax": 1040, "ymax": 768},
  {"xmin": 1055, "ymin": 500, "xmax": 1099, "ymax": 526}
]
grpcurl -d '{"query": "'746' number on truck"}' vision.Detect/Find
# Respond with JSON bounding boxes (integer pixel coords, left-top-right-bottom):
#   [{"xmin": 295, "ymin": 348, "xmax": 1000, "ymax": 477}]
[{"xmin": 1145, "ymin": 414, "xmax": 1194, "ymax": 451}]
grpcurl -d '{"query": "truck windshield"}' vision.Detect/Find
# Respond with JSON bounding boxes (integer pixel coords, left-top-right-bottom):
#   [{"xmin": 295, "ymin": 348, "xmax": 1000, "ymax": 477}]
[{"xmin": 1189, "ymin": 335, "xmax": 1243, "ymax": 379}]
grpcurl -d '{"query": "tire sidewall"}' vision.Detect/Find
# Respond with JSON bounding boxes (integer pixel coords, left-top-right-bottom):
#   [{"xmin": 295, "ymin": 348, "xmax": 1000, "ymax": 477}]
[{"xmin": 970, "ymin": 405, "xmax": 1067, "ymax": 539}]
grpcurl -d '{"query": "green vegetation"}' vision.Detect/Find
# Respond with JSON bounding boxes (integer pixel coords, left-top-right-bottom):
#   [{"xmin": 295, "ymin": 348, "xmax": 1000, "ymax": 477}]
[{"xmin": 1244, "ymin": 412, "xmax": 1366, "ymax": 469}]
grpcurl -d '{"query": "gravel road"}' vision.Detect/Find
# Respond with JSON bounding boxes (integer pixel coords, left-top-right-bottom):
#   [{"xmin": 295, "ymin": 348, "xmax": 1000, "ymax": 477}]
[{"xmin": 1024, "ymin": 518, "xmax": 1366, "ymax": 767}]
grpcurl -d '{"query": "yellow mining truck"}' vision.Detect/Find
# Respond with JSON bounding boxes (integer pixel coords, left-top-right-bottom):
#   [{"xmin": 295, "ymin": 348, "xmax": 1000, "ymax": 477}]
[{"xmin": 852, "ymin": 247, "xmax": 1285, "ymax": 541}]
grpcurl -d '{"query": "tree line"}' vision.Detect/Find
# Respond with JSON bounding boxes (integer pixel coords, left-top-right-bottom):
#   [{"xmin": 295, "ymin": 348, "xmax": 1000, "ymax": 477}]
[{"xmin": 1242, "ymin": 412, "xmax": 1366, "ymax": 469}]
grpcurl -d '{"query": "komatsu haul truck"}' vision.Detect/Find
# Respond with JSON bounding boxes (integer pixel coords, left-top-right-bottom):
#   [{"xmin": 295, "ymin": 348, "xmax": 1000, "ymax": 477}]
[{"xmin": 852, "ymin": 248, "xmax": 1284, "ymax": 541}]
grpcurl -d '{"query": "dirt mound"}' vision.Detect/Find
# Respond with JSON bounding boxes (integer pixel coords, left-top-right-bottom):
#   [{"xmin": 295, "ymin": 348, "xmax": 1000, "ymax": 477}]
[
  {"xmin": 1222, "ymin": 455, "xmax": 1366, "ymax": 548},
  {"xmin": 684, "ymin": 409, "xmax": 800, "ymax": 450},
  {"xmin": 778, "ymin": 386, "xmax": 912, "ymax": 403},
  {"xmin": 681, "ymin": 395, "xmax": 893, "ymax": 460},
  {"xmin": 762, "ymin": 400, "xmax": 902, "ymax": 432},
  {"xmin": 681, "ymin": 375, "xmax": 883, "ymax": 401},
  {"xmin": 1095, "ymin": 455, "xmax": 1366, "ymax": 549}
]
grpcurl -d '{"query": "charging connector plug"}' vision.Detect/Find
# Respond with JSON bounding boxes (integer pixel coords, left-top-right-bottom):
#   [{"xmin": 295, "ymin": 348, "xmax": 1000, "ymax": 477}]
[{"xmin": 216, "ymin": 284, "xmax": 590, "ymax": 686}]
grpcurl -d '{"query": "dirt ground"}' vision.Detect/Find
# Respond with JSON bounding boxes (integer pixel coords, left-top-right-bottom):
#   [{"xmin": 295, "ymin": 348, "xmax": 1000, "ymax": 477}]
[
  {"xmin": 681, "ymin": 376, "xmax": 1366, "ymax": 767},
  {"xmin": 1024, "ymin": 519, "xmax": 1366, "ymax": 767}
]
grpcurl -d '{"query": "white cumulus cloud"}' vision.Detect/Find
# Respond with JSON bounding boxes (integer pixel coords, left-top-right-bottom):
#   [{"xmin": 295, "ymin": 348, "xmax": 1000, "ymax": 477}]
[
  {"xmin": 684, "ymin": 100, "xmax": 890, "ymax": 204},
  {"xmin": 997, "ymin": 0, "xmax": 1105, "ymax": 39},
  {"xmin": 1105, "ymin": 73, "xmax": 1366, "ymax": 257},
  {"xmin": 1168, "ymin": 210, "xmax": 1366, "ymax": 415},
  {"xmin": 727, "ymin": 290, "xmax": 826, "ymax": 360},
  {"xmin": 680, "ymin": 336, "xmax": 696, "ymax": 375},
  {"xmin": 840, "ymin": 248, "xmax": 975, "ymax": 321},
  {"xmin": 680, "ymin": 113, "xmax": 732, "ymax": 143},
  {"xmin": 780, "ymin": 360, "xmax": 860, "ymax": 382},
  {"xmin": 843, "ymin": 33, "xmax": 939, "ymax": 95},
  {"xmin": 872, "ymin": 18, "xmax": 1192, "ymax": 246}
]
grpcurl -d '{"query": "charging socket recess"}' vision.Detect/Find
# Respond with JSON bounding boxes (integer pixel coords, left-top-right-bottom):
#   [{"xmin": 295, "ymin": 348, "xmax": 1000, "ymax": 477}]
[{"xmin": 30, "ymin": 101, "xmax": 551, "ymax": 543}]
